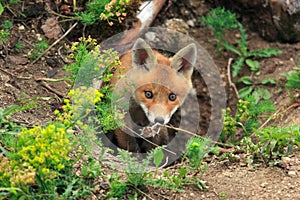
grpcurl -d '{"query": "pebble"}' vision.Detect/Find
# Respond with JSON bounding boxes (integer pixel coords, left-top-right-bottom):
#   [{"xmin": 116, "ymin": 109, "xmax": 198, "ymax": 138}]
[
  {"xmin": 288, "ymin": 171, "xmax": 297, "ymax": 176},
  {"xmin": 187, "ymin": 19, "xmax": 195, "ymax": 27},
  {"xmin": 18, "ymin": 25, "xmax": 25, "ymax": 30}
]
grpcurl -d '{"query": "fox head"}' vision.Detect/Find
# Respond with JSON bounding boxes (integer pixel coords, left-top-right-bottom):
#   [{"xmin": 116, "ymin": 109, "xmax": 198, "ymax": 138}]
[{"xmin": 119, "ymin": 38, "xmax": 197, "ymax": 125}]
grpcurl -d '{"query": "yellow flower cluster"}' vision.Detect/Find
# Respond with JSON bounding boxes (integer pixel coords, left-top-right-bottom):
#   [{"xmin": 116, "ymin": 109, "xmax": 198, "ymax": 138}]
[
  {"xmin": 55, "ymin": 87, "xmax": 104, "ymax": 133},
  {"xmin": 17, "ymin": 124, "xmax": 71, "ymax": 173},
  {"xmin": 0, "ymin": 123, "xmax": 72, "ymax": 187}
]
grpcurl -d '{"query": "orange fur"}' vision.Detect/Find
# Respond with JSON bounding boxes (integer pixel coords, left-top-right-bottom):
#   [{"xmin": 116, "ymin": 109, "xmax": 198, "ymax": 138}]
[{"xmin": 110, "ymin": 38, "xmax": 197, "ymax": 152}]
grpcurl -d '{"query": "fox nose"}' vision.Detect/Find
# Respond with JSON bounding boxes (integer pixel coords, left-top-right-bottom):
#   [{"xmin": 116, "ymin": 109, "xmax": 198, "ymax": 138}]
[{"xmin": 154, "ymin": 117, "xmax": 165, "ymax": 124}]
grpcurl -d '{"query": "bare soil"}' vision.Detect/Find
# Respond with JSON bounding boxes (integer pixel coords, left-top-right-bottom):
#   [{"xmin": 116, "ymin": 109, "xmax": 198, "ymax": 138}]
[{"xmin": 0, "ymin": 0, "xmax": 299, "ymax": 199}]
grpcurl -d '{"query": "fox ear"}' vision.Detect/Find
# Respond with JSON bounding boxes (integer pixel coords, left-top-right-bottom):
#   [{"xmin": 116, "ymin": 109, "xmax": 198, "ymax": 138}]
[
  {"xmin": 132, "ymin": 38, "xmax": 157, "ymax": 70},
  {"xmin": 171, "ymin": 43, "xmax": 197, "ymax": 79}
]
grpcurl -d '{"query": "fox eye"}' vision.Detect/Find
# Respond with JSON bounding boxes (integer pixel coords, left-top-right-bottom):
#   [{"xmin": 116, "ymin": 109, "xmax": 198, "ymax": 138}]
[
  {"xmin": 169, "ymin": 93, "xmax": 177, "ymax": 101},
  {"xmin": 144, "ymin": 91, "xmax": 153, "ymax": 99}
]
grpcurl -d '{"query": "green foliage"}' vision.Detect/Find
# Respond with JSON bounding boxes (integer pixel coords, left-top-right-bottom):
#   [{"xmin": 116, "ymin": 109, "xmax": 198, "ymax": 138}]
[
  {"xmin": 236, "ymin": 76, "xmax": 276, "ymax": 101},
  {"xmin": 185, "ymin": 137, "xmax": 212, "ymax": 171},
  {"xmin": 0, "ymin": 0, "xmax": 20, "ymax": 15},
  {"xmin": 221, "ymin": 95, "xmax": 275, "ymax": 143},
  {"xmin": 282, "ymin": 67, "xmax": 300, "ymax": 90},
  {"xmin": 241, "ymin": 126, "xmax": 300, "ymax": 166},
  {"xmin": 28, "ymin": 37, "xmax": 49, "ymax": 59},
  {"xmin": 81, "ymin": 156, "xmax": 102, "ymax": 179},
  {"xmin": 203, "ymin": 8, "xmax": 282, "ymax": 100},
  {"xmin": 115, "ymin": 149, "xmax": 151, "ymax": 188},
  {"xmin": 222, "ymin": 23, "xmax": 282, "ymax": 78},
  {"xmin": 107, "ymin": 173, "xmax": 128, "ymax": 198},
  {"xmin": 0, "ymin": 88, "xmax": 105, "ymax": 199},
  {"xmin": 201, "ymin": 7, "xmax": 238, "ymax": 53},
  {"xmin": 0, "ymin": 20, "xmax": 12, "ymax": 45},
  {"xmin": 65, "ymin": 36, "xmax": 98, "ymax": 81},
  {"xmin": 64, "ymin": 36, "xmax": 122, "ymax": 132},
  {"xmin": 77, "ymin": 0, "xmax": 130, "ymax": 26},
  {"xmin": 223, "ymin": 22, "xmax": 281, "ymax": 100}
]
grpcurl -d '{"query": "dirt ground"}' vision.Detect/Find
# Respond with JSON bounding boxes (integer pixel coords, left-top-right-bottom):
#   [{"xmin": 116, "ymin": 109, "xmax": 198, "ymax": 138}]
[{"xmin": 0, "ymin": 0, "xmax": 299, "ymax": 199}]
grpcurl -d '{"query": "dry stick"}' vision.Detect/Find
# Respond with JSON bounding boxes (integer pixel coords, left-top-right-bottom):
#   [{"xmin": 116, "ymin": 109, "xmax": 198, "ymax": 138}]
[
  {"xmin": 28, "ymin": 22, "xmax": 78, "ymax": 67},
  {"xmin": 124, "ymin": 125, "xmax": 177, "ymax": 155},
  {"xmin": 39, "ymin": 81, "xmax": 65, "ymax": 98},
  {"xmin": 259, "ymin": 103, "xmax": 300, "ymax": 130},
  {"xmin": 0, "ymin": 66, "xmax": 32, "ymax": 80},
  {"xmin": 132, "ymin": 186, "xmax": 155, "ymax": 200},
  {"xmin": 163, "ymin": 124, "xmax": 234, "ymax": 148},
  {"xmin": 227, "ymin": 58, "xmax": 240, "ymax": 99}
]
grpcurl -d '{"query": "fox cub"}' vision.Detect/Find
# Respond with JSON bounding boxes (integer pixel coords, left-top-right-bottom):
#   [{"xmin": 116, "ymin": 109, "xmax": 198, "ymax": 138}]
[{"xmin": 110, "ymin": 38, "xmax": 197, "ymax": 152}]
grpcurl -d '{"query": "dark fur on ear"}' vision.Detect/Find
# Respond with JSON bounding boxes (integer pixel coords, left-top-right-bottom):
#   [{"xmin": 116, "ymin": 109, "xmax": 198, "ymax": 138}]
[
  {"xmin": 171, "ymin": 43, "xmax": 197, "ymax": 79},
  {"xmin": 132, "ymin": 38, "xmax": 157, "ymax": 70}
]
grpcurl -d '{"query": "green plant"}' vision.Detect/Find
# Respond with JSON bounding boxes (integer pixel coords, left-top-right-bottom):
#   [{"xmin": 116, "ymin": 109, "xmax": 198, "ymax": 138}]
[
  {"xmin": 202, "ymin": 7, "xmax": 239, "ymax": 54},
  {"xmin": 0, "ymin": 20, "xmax": 12, "ymax": 45},
  {"xmin": 222, "ymin": 23, "xmax": 282, "ymax": 77},
  {"xmin": 76, "ymin": 0, "xmax": 130, "ymax": 26},
  {"xmin": 185, "ymin": 137, "xmax": 212, "ymax": 171},
  {"xmin": 107, "ymin": 173, "xmax": 128, "ymax": 198},
  {"xmin": 282, "ymin": 67, "xmax": 300, "ymax": 90},
  {"xmin": 81, "ymin": 156, "xmax": 102, "ymax": 179},
  {"xmin": 0, "ymin": 0, "xmax": 20, "ymax": 15},
  {"xmin": 15, "ymin": 41, "xmax": 23, "ymax": 50},
  {"xmin": 65, "ymin": 36, "xmax": 98, "ymax": 81},
  {"xmin": 64, "ymin": 36, "xmax": 123, "ymax": 132},
  {"xmin": 241, "ymin": 126, "xmax": 300, "ymax": 166},
  {"xmin": 0, "ymin": 87, "xmax": 107, "ymax": 199},
  {"xmin": 203, "ymin": 8, "xmax": 282, "ymax": 99},
  {"xmin": 219, "ymin": 191, "xmax": 227, "ymax": 200},
  {"xmin": 28, "ymin": 37, "xmax": 49, "ymax": 59},
  {"xmin": 221, "ymin": 95, "xmax": 275, "ymax": 143},
  {"xmin": 236, "ymin": 76, "xmax": 276, "ymax": 101}
]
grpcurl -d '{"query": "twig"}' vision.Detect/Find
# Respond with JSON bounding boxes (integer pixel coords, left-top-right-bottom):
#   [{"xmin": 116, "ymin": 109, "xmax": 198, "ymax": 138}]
[
  {"xmin": 0, "ymin": 66, "xmax": 32, "ymax": 80},
  {"xmin": 132, "ymin": 186, "xmax": 155, "ymax": 200},
  {"xmin": 58, "ymin": 45, "xmax": 71, "ymax": 64},
  {"xmin": 124, "ymin": 125, "xmax": 177, "ymax": 155},
  {"xmin": 227, "ymin": 58, "xmax": 240, "ymax": 99},
  {"xmin": 28, "ymin": 22, "xmax": 78, "ymax": 67},
  {"xmin": 259, "ymin": 103, "xmax": 300, "ymax": 129},
  {"xmin": 163, "ymin": 124, "xmax": 234, "ymax": 148},
  {"xmin": 38, "ymin": 81, "xmax": 65, "ymax": 98}
]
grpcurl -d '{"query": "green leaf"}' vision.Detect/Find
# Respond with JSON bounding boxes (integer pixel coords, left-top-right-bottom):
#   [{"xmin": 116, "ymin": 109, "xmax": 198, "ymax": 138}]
[
  {"xmin": 153, "ymin": 148, "xmax": 164, "ymax": 168},
  {"xmin": 221, "ymin": 42, "xmax": 241, "ymax": 56},
  {"xmin": 237, "ymin": 76, "xmax": 253, "ymax": 85},
  {"xmin": 0, "ymin": 3, "xmax": 4, "ymax": 15},
  {"xmin": 237, "ymin": 23, "xmax": 248, "ymax": 56},
  {"xmin": 260, "ymin": 78, "xmax": 276, "ymax": 85},
  {"xmin": 285, "ymin": 70, "xmax": 300, "ymax": 89},
  {"xmin": 238, "ymin": 86, "xmax": 253, "ymax": 98},
  {"xmin": 253, "ymin": 87, "xmax": 271, "ymax": 102},
  {"xmin": 232, "ymin": 57, "xmax": 245, "ymax": 77},
  {"xmin": 245, "ymin": 59, "xmax": 260, "ymax": 71},
  {"xmin": 248, "ymin": 48, "xmax": 282, "ymax": 57}
]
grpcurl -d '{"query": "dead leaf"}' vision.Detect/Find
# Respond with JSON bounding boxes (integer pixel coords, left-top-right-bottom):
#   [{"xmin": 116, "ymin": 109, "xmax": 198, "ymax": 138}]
[
  {"xmin": 41, "ymin": 17, "xmax": 61, "ymax": 39},
  {"xmin": 7, "ymin": 55, "xmax": 28, "ymax": 65}
]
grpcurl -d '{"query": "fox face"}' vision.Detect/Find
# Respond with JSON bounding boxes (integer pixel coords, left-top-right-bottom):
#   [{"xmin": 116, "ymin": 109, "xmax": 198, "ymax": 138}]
[{"xmin": 114, "ymin": 38, "xmax": 197, "ymax": 125}]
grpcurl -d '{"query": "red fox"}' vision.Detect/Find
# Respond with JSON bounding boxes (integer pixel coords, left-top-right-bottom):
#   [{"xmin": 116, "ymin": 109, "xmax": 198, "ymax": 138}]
[{"xmin": 110, "ymin": 38, "xmax": 197, "ymax": 152}]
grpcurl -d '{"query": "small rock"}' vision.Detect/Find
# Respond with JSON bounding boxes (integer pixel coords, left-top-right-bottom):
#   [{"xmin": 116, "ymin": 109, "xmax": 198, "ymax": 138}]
[
  {"xmin": 187, "ymin": 19, "xmax": 195, "ymax": 27},
  {"xmin": 288, "ymin": 171, "xmax": 297, "ymax": 176},
  {"xmin": 260, "ymin": 182, "xmax": 268, "ymax": 188},
  {"xmin": 18, "ymin": 25, "xmax": 25, "ymax": 30},
  {"xmin": 36, "ymin": 33, "xmax": 42, "ymax": 41},
  {"xmin": 282, "ymin": 157, "xmax": 292, "ymax": 163}
]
